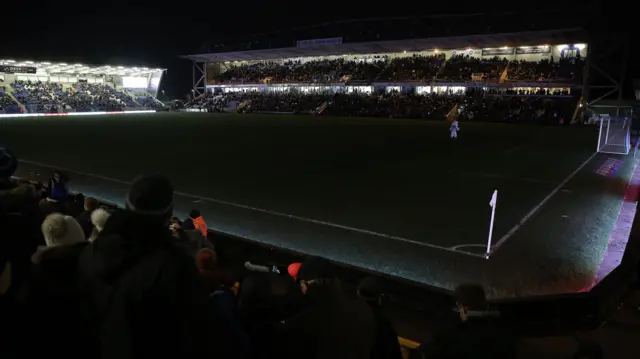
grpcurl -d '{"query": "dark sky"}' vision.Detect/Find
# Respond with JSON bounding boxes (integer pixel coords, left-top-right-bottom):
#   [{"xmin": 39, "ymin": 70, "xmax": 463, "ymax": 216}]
[{"xmin": 0, "ymin": 1, "xmax": 629, "ymax": 98}]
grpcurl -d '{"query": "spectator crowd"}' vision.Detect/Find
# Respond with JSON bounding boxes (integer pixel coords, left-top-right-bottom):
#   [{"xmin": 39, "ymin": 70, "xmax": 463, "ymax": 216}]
[
  {"xmin": 213, "ymin": 55, "xmax": 584, "ymax": 84},
  {"xmin": 188, "ymin": 89, "xmax": 575, "ymax": 125},
  {"xmin": 1, "ymin": 145, "xmax": 534, "ymax": 359},
  {"xmin": 0, "ymin": 80, "xmax": 162, "ymax": 113}
]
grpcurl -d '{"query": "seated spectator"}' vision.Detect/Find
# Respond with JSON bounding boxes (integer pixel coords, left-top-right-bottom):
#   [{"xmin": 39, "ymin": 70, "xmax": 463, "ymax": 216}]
[
  {"xmin": 420, "ymin": 284, "xmax": 517, "ymax": 359},
  {"xmin": 88, "ymin": 208, "xmax": 111, "ymax": 242},
  {"xmin": 357, "ymin": 276, "xmax": 403, "ymax": 359},
  {"xmin": 277, "ymin": 256, "xmax": 375, "ymax": 359},
  {"xmin": 76, "ymin": 196, "xmax": 99, "ymax": 238},
  {"xmin": 77, "ymin": 174, "xmax": 226, "ymax": 359}
]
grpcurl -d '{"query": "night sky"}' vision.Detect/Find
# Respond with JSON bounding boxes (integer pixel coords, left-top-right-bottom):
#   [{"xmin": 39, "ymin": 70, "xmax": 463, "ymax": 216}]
[{"xmin": 0, "ymin": 1, "xmax": 631, "ymax": 99}]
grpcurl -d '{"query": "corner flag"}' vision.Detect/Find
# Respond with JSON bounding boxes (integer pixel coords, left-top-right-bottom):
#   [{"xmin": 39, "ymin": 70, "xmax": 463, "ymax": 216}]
[
  {"xmin": 489, "ymin": 190, "xmax": 497, "ymax": 208},
  {"xmin": 486, "ymin": 190, "xmax": 498, "ymax": 259}
]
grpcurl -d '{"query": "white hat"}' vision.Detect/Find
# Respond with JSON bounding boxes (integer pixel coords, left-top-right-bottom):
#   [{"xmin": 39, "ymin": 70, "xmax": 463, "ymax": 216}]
[
  {"xmin": 41, "ymin": 213, "xmax": 86, "ymax": 246},
  {"xmin": 91, "ymin": 208, "xmax": 111, "ymax": 232}
]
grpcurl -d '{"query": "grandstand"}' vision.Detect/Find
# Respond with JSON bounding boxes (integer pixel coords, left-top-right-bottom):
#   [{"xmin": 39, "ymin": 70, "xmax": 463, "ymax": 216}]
[
  {"xmin": 181, "ymin": 28, "xmax": 588, "ymax": 122},
  {"xmin": 0, "ymin": 59, "xmax": 165, "ymax": 114}
]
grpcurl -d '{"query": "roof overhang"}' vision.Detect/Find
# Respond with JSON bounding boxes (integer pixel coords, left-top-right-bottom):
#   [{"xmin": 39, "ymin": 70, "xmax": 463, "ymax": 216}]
[
  {"xmin": 181, "ymin": 28, "xmax": 587, "ymax": 62},
  {"xmin": 0, "ymin": 59, "xmax": 165, "ymax": 76}
]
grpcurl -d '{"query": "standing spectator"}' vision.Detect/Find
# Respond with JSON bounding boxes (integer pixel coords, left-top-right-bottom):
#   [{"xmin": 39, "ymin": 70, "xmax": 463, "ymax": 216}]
[
  {"xmin": 21, "ymin": 213, "xmax": 88, "ymax": 359},
  {"xmin": 48, "ymin": 170, "xmax": 69, "ymax": 201},
  {"xmin": 170, "ymin": 216, "xmax": 215, "ymax": 259},
  {"xmin": 76, "ymin": 196, "xmax": 99, "ymax": 238},
  {"xmin": 77, "ymin": 174, "xmax": 225, "ymax": 359},
  {"xmin": 40, "ymin": 170, "xmax": 70, "ymax": 215},
  {"xmin": 357, "ymin": 276, "xmax": 403, "ymax": 359},
  {"xmin": 278, "ymin": 256, "xmax": 375, "ymax": 359},
  {"xmin": 88, "ymin": 208, "xmax": 111, "ymax": 242},
  {"xmin": 183, "ymin": 209, "xmax": 208, "ymax": 237},
  {"xmin": 40, "ymin": 213, "xmax": 86, "ymax": 246}
]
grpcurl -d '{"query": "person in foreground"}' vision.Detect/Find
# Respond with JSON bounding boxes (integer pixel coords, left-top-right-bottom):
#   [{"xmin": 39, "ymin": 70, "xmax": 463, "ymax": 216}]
[
  {"xmin": 277, "ymin": 256, "xmax": 375, "ymax": 359},
  {"xmin": 421, "ymin": 283, "xmax": 517, "ymax": 359},
  {"xmin": 77, "ymin": 174, "xmax": 226, "ymax": 359}
]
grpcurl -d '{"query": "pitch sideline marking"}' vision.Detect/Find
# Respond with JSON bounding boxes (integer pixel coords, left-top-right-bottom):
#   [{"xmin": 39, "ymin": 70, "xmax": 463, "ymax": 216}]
[
  {"xmin": 20, "ymin": 159, "xmax": 486, "ymax": 259},
  {"xmin": 488, "ymin": 152, "xmax": 598, "ymax": 256}
]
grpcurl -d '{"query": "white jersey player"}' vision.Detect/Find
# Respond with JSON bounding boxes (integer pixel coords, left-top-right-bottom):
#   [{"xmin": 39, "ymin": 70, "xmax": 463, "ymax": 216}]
[{"xmin": 450, "ymin": 120, "xmax": 460, "ymax": 139}]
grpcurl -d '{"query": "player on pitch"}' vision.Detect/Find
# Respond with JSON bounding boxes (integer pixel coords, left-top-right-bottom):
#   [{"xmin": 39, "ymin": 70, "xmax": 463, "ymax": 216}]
[{"xmin": 450, "ymin": 119, "xmax": 460, "ymax": 140}]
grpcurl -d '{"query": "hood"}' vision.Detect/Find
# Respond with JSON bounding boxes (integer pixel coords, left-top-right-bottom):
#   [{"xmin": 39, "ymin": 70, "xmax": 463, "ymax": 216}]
[{"xmin": 83, "ymin": 210, "xmax": 173, "ymax": 282}]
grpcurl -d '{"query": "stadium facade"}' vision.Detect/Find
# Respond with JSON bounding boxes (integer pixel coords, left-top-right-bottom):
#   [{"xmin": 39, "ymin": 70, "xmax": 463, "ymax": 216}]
[
  {"xmin": 0, "ymin": 59, "xmax": 165, "ymax": 114},
  {"xmin": 182, "ymin": 23, "xmax": 630, "ymax": 119},
  {"xmin": 184, "ymin": 29, "xmax": 585, "ymax": 91}
]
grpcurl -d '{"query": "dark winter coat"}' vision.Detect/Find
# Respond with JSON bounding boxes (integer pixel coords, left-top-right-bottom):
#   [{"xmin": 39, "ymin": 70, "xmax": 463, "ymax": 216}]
[
  {"xmin": 77, "ymin": 210, "xmax": 228, "ymax": 359},
  {"xmin": 277, "ymin": 281, "xmax": 375, "ymax": 359}
]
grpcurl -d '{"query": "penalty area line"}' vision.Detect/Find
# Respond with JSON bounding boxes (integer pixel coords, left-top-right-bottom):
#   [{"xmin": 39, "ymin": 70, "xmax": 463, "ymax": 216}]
[
  {"xmin": 488, "ymin": 152, "xmax": 597, "ymax": 256},
  {"xmin": 20, "ymin": 159, "xmax": 484, "ymax": 258}
]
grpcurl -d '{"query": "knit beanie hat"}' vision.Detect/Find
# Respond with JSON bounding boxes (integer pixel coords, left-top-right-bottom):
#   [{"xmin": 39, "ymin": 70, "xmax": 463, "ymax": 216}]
[
  {"xmin": 91, "ymin": 208, "xmax": 111, "ymax": 232},
  {"xmin": 125, "ymin": 175, "xmax": 173, "ymax": 216},
  {"xmin": 0, "ymin": 147, "xmax": 18, "ymax": 178},
  {"xmin": 41, "ymin": 213, "xmax": 86, "ymax": 246}
]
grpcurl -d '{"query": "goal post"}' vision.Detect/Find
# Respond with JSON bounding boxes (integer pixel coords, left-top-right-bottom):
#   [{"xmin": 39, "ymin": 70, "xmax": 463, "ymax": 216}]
[{"xmin": 595, "ymin": 115, "xmax": 632, "ymax": 155}]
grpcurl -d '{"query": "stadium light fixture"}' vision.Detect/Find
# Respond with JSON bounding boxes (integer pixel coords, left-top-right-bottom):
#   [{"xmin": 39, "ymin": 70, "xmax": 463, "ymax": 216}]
[
  {"xmin": 75, "ymin": 64, "xmax": 83, "ymax": 66},
  {"xmin": 42, "ymin": 62, "xmax": 51, "ymax": 65},
  {"xmin": 501, "ymin": 46, "xmax": 509, "ymax": 49},
  {"xmin": 59, "ymin": 63, "xmax": 67, "ymax": 66},
  {"xmin": 434, "ymin": 49, "xmax": 439, "ymax": 53},
  {"xmin": 25, "ymin": 61, "xmax": 34, "ymax": 64},
  {"xmin": 117, "ymin": 66, "xmax": 124, "ymax": 69},
  {"xmin": 5, "ymin": 60, "xmax": 15, "ymax": 63}
]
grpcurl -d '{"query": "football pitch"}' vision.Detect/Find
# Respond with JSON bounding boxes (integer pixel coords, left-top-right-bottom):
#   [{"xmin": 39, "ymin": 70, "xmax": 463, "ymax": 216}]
[{"xmin": 1, "ymin": 112, "xmax": 633, "ymax": 297}]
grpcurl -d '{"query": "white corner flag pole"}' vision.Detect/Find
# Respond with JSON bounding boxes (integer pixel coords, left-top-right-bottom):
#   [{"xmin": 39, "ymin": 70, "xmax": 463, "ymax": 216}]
[{"xmin": 486, "ymin": 190, "xmax": 498, "ymax": 259}]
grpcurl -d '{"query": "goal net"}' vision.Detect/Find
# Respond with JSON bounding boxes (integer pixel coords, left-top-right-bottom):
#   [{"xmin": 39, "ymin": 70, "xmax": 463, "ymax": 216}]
[{"xmin": 596, "ymin": 115, "xmax": 632, "ymax": 154}]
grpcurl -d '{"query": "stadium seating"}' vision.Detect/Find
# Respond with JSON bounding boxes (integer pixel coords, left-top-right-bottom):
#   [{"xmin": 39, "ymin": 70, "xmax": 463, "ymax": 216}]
[
  {"xmin": 127, "ymin": 89, "xmax": 163, "ymax": 109},
  {"xmin": 0, "ymin": 80, "xmax": 160, "ymax": 113},
  {"xmin": 377, "ymin": 54, "xmax": 445, "ymax": 82},
  {"xmin": 0, "ymin": 85, "xmax": 20, "ymax": 113},
  {"xmin": 507, "ymin": 57, "xmax": 585, "ymax": 82},
  {"xmin": 189, "ymin": 89, "xmax": 576, "ymax": 125},
  {"xmin": 213, "ymin": 56, "xmax": 584, "ymax": 84},
  {"xmin": 438, "ymin": 55, "xmax": 508, "ymax": 82}
]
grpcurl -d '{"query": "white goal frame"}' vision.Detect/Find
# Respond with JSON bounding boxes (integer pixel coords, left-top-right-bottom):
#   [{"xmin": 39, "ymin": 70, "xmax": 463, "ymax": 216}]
[{"xmin": 595, "ymin": 114, "xmax": 632, "ymax": 155}]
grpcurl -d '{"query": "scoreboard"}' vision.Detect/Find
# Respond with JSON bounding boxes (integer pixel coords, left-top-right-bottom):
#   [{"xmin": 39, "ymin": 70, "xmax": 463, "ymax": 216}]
[{"xmin": 0, "ymin": 65, "xmax": 37, "ymax": 74}]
